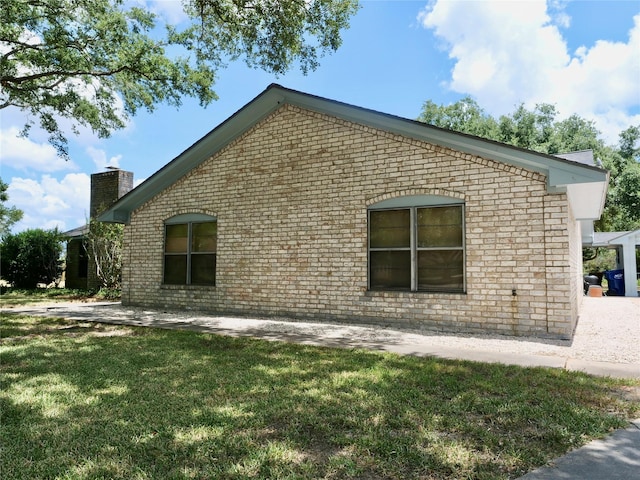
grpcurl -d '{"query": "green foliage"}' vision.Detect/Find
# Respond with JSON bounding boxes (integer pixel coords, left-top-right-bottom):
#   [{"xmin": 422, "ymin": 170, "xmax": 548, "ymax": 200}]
[
  {"xmin": 618, "ymin": 125, "xmax": 640, "ymax": 160},
  {"xmin": 182, "ymin": 0, "xmax": 360, "ymax": 75},
  {"xmin": 0, "ymin": 178, "xmax": 23, "ymax": 236},
  {"xmin": 94, "ymin": 287, "xmax": 121, "ymax": 300},
  {"xmin": 596, "ymin": 127, "xmax": 640, "ymax": 232},
  {"xmin": 0, "ymin": 0, "xmax": 359, "ymax": 159},
  {"xmin": 606, "ymin": 162, "xmax": 640, "ymax": 230},
  {"xmin": 84, "ymin": 219, "xmax": 124, "ymax": 290},
  {"xmin": 419, "ymin": 97, "xmax": 500, "ymax": 139},
  {"xmin": 0, "ymin": 228, "xmax": 65, "ymax": 288},
  {"xmin": 418, "ymin": 98, "xmax": 640, "ymax": 231},
  {"xmin": 583, "ymin": 248, "xmax": 617, "ymax": 275},
  {"xmin": 0, "ymin": 287, "xmax": 99, "ymax": 306}
]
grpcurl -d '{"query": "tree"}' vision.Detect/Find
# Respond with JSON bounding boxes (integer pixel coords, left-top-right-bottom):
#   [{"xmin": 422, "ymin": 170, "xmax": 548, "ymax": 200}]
[
  {"xmin": 419, "ymin": 96, "xmax": 499, "ymax": 139},
  {"xmin": 592, "ymin": 126, "xmax": 640, "ymax": 232},
  {"xmin": 0, "ymin": 178, "xmax": 23, "ymax": 236},
  {"xmin": 0, "ymin": 228, "xmax": 64, "ymax": 288},
  {"xmin": 84, "ymin": 218, "xmax": 123, "ymax": 290},
  {"xmin": 0, "ymin": 0, "xmax": 359, "ymax": 159},
  {"xmin": 418, "ymin": 98, "xmax": 640, "ymax": 231},
  {"xmin": 608, "ymin": 157, "xmax": 640, "ymax": 230},
  {"xmin": 618, "ymin": 125, "xmax": 640, "ymax": 161}
]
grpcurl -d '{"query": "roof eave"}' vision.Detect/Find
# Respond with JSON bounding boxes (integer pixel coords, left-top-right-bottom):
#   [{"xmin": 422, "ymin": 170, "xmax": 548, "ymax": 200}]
[{"xmin": 98, "ymin": 84, "xmax": 610, "ymax": 224}]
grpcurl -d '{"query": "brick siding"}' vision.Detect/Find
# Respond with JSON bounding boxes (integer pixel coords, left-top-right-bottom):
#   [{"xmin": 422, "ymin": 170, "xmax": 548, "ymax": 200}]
[{"xmin": 121, "ymin": 105, "xmax": 578, "ymax": 339}]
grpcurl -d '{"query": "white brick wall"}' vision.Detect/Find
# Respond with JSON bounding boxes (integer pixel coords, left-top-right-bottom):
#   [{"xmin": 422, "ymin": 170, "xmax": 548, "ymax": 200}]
[{"xmin": 122, "ymin": 105, "xmax": 578, "ymax": 339}]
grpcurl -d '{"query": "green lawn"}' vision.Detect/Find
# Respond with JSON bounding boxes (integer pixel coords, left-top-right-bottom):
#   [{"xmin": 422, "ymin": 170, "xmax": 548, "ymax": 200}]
[
  {"xmin": 1, "ymin": 313, "xmax": 638, "ymax": 480},
  {"xmin": 0, "ymin": 288, "xmax": 114, "ymax": 307}
]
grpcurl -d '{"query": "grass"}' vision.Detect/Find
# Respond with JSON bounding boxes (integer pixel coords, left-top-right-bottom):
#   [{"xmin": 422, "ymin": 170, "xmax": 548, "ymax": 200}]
[
  {"xmin": 1, "ymin": 313, "xmax": 639, "ymax": 479},
  {"xmin": 0, "ymin": 287, "xmax": 119, "ymax": 307}
]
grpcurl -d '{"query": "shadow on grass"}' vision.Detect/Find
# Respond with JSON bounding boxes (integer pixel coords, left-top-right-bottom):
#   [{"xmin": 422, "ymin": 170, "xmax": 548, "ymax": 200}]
[
  {"xmin": 1, "ymin": 320, "xmax": 638, "ymax": 480},
  {"xmin": 0, "ymin": 313, "xmax": 130, "ymax": 341}
]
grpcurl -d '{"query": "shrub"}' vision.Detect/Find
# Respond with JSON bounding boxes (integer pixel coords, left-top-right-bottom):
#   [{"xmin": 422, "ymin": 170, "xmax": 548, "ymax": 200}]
[
  {"xmin": 95, "ymin": 287, "xmax": 121, "ymax": 300},
  {"xmin": 0, "ymin": 228, "xmax": 65, "ymax": 288},
  {"xmin": 84, "ymin": 219, "xmax": 123, "ymax": 290}
]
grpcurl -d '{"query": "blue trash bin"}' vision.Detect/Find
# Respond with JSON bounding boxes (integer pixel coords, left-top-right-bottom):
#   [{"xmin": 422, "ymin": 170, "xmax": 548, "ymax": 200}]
[{"xmin": 604, "ymin": 269, "xmax": 625, "ymax": 296}]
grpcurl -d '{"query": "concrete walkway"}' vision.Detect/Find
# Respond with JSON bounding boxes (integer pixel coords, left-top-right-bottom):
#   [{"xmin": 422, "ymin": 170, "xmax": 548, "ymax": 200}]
[
  {"xmin": 2, "ymin": 297, "xmax": 639, "ymax": 480},
  {"xmin": 517, "ymin": 419, "xmax": 640, "ymax": 480},
  {"xmin": 5, "ymin": 296, "xmax": 639, "ymax": 379}
]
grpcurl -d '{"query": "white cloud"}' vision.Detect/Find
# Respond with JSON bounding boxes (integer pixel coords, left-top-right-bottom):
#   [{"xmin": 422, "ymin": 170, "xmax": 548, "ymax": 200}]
[
  {"xmin": 418, "ymin": 1, "xmax": 640, "ymax": 143},
  {"xmin": 146, "ymin": 0, "xmax": 189, "ymax": 24},
  {"xmin": 0, "ymin": 127, "xmax": 78, "ymax": 172},
  {"xmin": 554, "ymin": 15, "xmax": 640, "ymax": 139},
  {"xmin": 86, "ymin": 146, "xmax": 123, "ymax": 171},
  {"xmin": 7, "ymin": 174, "xmax": 90, "ymax": 233}
]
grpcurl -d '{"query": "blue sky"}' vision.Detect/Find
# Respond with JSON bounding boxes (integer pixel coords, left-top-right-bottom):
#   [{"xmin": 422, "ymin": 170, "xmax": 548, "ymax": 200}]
[{"xmin": 1, "ymin": 0, "xmax": 639, "ymax": 234}]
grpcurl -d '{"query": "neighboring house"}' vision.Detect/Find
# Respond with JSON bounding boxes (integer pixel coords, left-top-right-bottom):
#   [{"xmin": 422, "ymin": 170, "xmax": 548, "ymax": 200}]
[
  {"xmin": 64, "ymin": 169, "xmax": 133, "ymax": 290},
  {"xmin": 99, "ymin": 84, "xmax": 609, "ymax": 339}
]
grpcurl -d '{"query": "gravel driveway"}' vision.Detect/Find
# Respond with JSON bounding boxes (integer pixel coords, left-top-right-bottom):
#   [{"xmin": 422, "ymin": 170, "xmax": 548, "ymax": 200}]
[{"xmin": 567, "ymin": 296, "xmax": 639, "ymax": 364}]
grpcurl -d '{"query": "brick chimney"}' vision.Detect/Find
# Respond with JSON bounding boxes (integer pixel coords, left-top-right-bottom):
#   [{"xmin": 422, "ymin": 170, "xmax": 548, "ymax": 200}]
[{"xmin": 90, "ymin": 168, "xmax": 134, "ymax": 218}]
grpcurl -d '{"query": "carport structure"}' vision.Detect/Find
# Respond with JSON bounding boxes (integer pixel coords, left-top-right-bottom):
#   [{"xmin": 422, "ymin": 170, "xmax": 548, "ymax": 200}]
[{"xmin": 584, "ymin": 229, "xmax": 640, "ymax": 297}]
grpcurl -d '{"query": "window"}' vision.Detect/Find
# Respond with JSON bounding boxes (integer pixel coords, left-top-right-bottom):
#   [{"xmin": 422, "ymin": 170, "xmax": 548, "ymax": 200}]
[
  {"xmin": 368, "ymin": 200, "xmax": 464, "ymax": 293},
  {"xmin": 164, "ymin": 216, "xmax": 217, "ymax": 286}
]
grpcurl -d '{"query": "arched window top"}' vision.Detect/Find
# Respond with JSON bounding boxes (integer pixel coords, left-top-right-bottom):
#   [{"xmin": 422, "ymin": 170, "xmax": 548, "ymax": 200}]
[
  {"xmin": 368, "ymin": 195, "xmax": 463, "ymax": 210},
  {"xmin": 165, "ymin": 213, "xmax": 217, "ymax": 225}
]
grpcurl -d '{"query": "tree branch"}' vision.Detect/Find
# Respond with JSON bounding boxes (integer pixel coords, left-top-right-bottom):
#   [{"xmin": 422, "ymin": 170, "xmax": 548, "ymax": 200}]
[
  {"xmin": 1, "ymin": 64, "xmax": 146, "ymax": 87},
  {"xmin": 0, "ymin": 39, "xmax": 47, "ymax": 60}
]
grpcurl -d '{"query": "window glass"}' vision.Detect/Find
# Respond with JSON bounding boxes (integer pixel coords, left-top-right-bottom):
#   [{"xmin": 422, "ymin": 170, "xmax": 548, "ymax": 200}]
[
  {"xmin": 192, "ymin": 222, "xmax": 217, "ymax": 252},
  {"xmin": 368, "ymin": 201, "xmax": 464, "ymax": 293},
  {"xmin": 417, "ymin": 206, "xmax": 462, "ymax": 248},
  {"xmin": 417, "ymin": 250, "xmax": 464, "ymax": 292},
  {"xmin": 370, "ymin": 251, "xmax": 411, "ymax": 290},
  {"xmin": 165, "ymin": 224, "xmax": 188, "ymax": 253},
  {"xmin": 369, "ymin": 209, "xmax": 410, "ymax": 248},
  {"xmin": 191, "ymin": 254, "xmax": 216, "ymax": 285},
  {"xmin": 164, "ymin": 255, "xmax": 187, "ymax": 285}
]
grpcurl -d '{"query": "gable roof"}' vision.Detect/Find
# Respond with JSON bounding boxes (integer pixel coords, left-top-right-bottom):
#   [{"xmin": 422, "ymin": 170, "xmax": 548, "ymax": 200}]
[
  {"xmin": 63, "ymin": 224, "xmax": 89, "ymax": 238},
  {"xmin": 555, "ymin": 150, "xmax": 597, "ymax": 166},
  {"xmin": 99, "ymin": 84, "xmax": 609, "ymax": 224}
]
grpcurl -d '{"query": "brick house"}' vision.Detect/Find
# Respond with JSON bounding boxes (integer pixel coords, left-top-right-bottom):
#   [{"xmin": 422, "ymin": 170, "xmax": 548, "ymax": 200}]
[{"xmin": 99, "ymin": 85, "xmax": 608, "ymax": 339}]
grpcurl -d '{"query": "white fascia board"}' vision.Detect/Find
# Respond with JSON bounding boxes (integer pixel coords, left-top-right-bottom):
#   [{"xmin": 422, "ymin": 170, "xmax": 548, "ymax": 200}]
[{"xmin": 566, "ymin": 179, "xmax": 609, "ymax": 220}]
